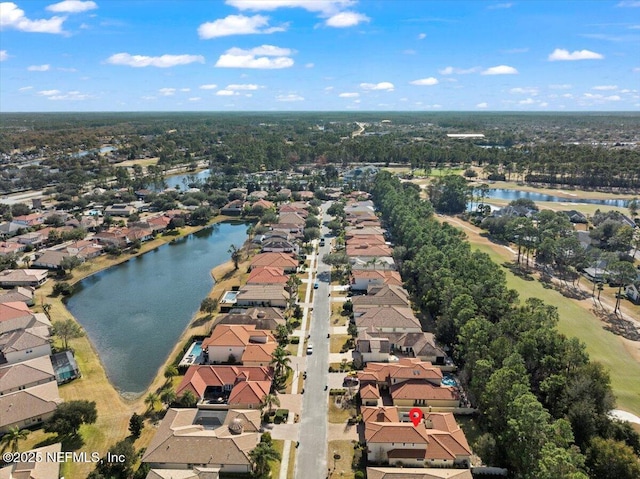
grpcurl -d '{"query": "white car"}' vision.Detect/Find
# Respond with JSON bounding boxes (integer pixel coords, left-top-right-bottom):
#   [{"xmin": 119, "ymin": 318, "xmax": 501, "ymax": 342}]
[{"xmin": 306, "ymin": 344, "xmax": 313, "ymax": 355}]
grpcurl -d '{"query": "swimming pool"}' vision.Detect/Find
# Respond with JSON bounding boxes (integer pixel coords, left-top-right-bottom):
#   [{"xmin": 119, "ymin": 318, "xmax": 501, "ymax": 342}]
[
  {"xmin": 221, "ymin": 291, "xmax": 239, "ymax": 303},
  {"xmin": 179, "ymin": 340, "xmax": 204, "ymax": 367},
  {"xmin": 442, "ymin": 374, "xmax": 457, "ymax": 387}
]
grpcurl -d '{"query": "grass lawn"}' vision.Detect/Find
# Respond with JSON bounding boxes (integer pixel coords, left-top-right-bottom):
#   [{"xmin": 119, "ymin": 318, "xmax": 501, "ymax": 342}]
[
  {"xmin": 287, "ymin": 443, "xmax": 296, "ymax": 479},
  {"xmin": 117, "ymin": 157, "xmax": 159, "ymax": 167},
  {"xmin": 480, "ymin": 198, "xmax": 629, "ymax": 217},
  {"xmin": 476, "ymin": 179, "xmax": 638, "ymax": 200},
  {"xmin": 328, "ymin": 397, "xmax": 356, "ymax": 423},
  {"xmin": 330, "ymin": 334, "xmax": 351, "ymax": 353},
  {"xmin": 270, "ymin": 439, "xmax": 284, "ymax": 479},
  {"xmin": 331, "ymin": 303, "xmax": 347, "ymax": 326},
  {"xmin": 328, "ymin": 440, "xmax": 357, "ymax": 479},
  {"xmin": 471, "ymin": 241, "xmax": 640, "ymax": 416}
]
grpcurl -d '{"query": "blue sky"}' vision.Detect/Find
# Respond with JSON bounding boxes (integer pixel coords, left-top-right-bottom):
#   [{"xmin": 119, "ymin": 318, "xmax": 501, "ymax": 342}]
[{"xmin": 1, "ymin": 0, "xmax": 639, "ymax": 112}]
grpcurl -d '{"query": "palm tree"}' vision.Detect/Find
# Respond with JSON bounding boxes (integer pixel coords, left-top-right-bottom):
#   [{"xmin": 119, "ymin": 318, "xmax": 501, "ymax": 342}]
[
  {"xmin": 144, "ymin": 392, "xmax": 161, "ymax": 413},
  {"xmin": 269, "ymin": 346, "xmax": 292, "ymax": 391},
  {"xmin": 164, "ymin": 365, "xmax": 178, "ymax": 385},
  {"xmin": 42, "ymin": 303, "xmax": 52, "ymax": 320},
  {"xmin": 249, "ymin": 441, "xmax": 281, "ymax": 478},
  {"xmin": 228, "ymin": 244, "xmax": 241, "ymax": 270},
  {"xmin": 260, "ymin": 393, "xmax": 280, "ymax": 416},
  {"xmin": 160, "ymin": 388, "xmax": 177, "ymax": 407},
  {"xmin": 0, "ymin": 427, "xmax": 29, "ymax": 453}
]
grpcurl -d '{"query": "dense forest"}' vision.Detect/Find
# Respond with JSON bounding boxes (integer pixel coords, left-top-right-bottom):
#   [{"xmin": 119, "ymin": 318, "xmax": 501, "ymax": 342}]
[
  {"xmin": 1, "ymin": 112, "xmax": 639, "ymax": 194},
  {"xmin": 371, "ymin": 171, "xmax": 640, "ymax": 479}
]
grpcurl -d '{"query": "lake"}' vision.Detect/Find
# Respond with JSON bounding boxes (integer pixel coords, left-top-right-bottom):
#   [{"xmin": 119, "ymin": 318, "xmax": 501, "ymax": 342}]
[
  {"xmin": 483, "ymin": 188, "xmax": 631, "ymax": 207},
  {"xmin": 165, "ymin": 169, "xmax": 211, "ymax": 190},
  {"xmin": 66, "ymin": 222, "xmax": 248, "ymax": 395}
]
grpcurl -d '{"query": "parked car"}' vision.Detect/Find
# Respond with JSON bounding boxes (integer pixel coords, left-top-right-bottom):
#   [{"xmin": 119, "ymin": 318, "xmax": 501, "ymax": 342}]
[
  {"xmin": 314, "ymin": 281, "xmax": 319, "ymax": 289},
  {"xmin": 306, "ymin": 344, "xmax": 313, "ymax": 355}
]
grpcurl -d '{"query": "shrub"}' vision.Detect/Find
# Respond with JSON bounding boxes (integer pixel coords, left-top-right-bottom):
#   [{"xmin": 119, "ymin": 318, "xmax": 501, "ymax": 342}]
[{"xmin": 52, "ymin": 282, "xmax": 73, "ymax": 296}]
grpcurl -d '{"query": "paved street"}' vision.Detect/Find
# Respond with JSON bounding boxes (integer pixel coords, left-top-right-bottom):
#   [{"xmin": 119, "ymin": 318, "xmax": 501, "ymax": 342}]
[{"xmin": 295, "ymin": 202, "xmax": 333, "ymax": 479}]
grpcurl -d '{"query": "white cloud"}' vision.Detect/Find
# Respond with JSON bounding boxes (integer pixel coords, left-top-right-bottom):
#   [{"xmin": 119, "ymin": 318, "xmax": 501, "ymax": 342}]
[
  {"xmin": 606, "ymin": 95, "xmax": 621, "ymax": 101},
  {"xmin": 325, "ymin": 11, "xmax": 369, "ymax": 27},
  {"xmin": 0, "ymin": 2, "xmax": 66, "ymax": 33},
  {"xmin": 276, "ymin": 93, "xmax": 304, "ymax": 101},
  {"xmin": 509, "ymin": 87, "xmax": 538, "ymax": 95},
  {"xmin": 324, "ymin": 86, "xmax": 334, "ymax": 91},
  {"xmin": 180, "ymin": 88, "xmax": 190, "ymax": 92},
  {"xmin": 188, "ymin": 97, "xmax": 201, "ymax": 102},
  {"xmin": 226, "ymin": 1, "xmax": 355, "ymax": 15},
  {"xmin": 549, "ymin": 83, "xmax": 572, "ymax": 89},
  {"xmin": 481, "ymin": 65, "xmax": 519, "ymax": 75},
  {"xmin": 197, "ymin": 14, "xmax": 285, "ymax": 39},
  {"xmin": 46, "ymin": 90, "xmax": 92, "ymax": 101},
  {"xmin": 519, "ymin": 98, "xmax": 536, "ymax": 105},
  {"xmin": 487, "ymin": 2, "xmax": 512, "ymax": 9},
  {"xmin": 0, "ymin": 50, "xmax": 7, "ymax": 61},
  {"xmin": 634, "ymin": 67, "xmax": 640, "ymax": 72},
  {"xmin": 158, "ymin": 88, "xmax": 176, "ymax": 96},
  {"xmin": 476, "ymin": 102, "xmax": 488, "ymax": 108},
  {"xmin": 417, "ymin": 33, "xmax": 426, "ymax": 40},
  {"xmin": 592, "ymin": 85, "xmax": 618, "ymax": 90},
  {"xmin": 199, "ymin": 84, "xmax": 218, "ymax": 90},
  {"xmin": 617, "ymin": 1, "xmax": 640, "ymax": 6},
  {"xmin": 46, "ymin": 1, "xmax": 97, "ymax": 13},
  {"xmin": 38, "ymin": 89, "xmax": 61, "ymax": 96},
  {"xmin": 548, "ymin": 48, "xmax": 604, "ymax": 61},
  {"xmin": 305, "ymin": 62, "xmax": 314, "ymax": 68},
  {"xmin": 410, "ymin": 77, "xmax": 439, "ymax": 86},
  {"xmin": 539, "ymin": 102, "xmax": 549, "ymax": 107},
  {"xmin": 216, "ymin": 89, "xmax": 237, "ymax": 96},
  {"xmin": 339, "ymin": 92, "xmax": 359, "ymax": 98},
  {"xmin": 106, "ymin": 53, "xmax": 205, "ymax": 68},
  {"xmin": 226, "ymin": 83, "xmax": 261, "ymax": 90},
  {"xmin": 27, "ymin": 64, "xmax": 50, "ymax": 71},
  {"xmin": 360, "ymin": 81, "xmax": 395, "ymax": 91},
  {"xmin": 438, "ymin": 65, "xmax": 480, "ymax": 75},
  {"xmin": 215, "ymin": 45, "xmax": 294, "ymax": 69},
  {"xmin": 18, "ymin": 85, "xmax": 32, "ymax": 91}
]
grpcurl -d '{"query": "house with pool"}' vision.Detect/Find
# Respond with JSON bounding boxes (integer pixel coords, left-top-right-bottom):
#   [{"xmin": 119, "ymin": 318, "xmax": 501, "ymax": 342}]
[{"xmin": 202, "ymin": 325, "xmax": 277, "ymax": 367}]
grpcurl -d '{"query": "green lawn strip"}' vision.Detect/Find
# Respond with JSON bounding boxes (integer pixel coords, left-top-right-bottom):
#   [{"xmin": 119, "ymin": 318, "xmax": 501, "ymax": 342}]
[
  {"xmin": 330, "ymin": 334, "xmax": 351, "ymax": 353},
  {"xmin": 270, "ymin": 439, "xmax": 284, "ymax": 479},
  {"xmin": 471, "ymin": 242, "xmax": 640, "ymax": 416}
]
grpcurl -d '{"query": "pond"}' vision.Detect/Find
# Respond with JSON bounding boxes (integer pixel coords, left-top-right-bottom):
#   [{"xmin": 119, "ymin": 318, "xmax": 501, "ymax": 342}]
[
  {"xmin": 65, "ymin": 222, "xmax": 248, "ymax": 395},
  {"xmin": 164, "ymin": 169, "xmax": 211, "ymax": 190},
  {"xmin": 482, "ymin": 188, "xmax": 631, "ymax": 207}
]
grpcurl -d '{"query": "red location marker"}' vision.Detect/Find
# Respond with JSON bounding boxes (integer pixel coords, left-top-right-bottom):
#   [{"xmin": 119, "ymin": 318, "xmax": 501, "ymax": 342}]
[{"xmin": 409, "ymin": 408, "xmax": 423, "ymax": 427}]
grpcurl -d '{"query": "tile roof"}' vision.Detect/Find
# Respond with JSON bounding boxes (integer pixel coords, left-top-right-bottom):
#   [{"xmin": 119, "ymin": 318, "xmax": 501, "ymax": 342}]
[
  {"xmin": 390, "ymin": 381, "xmax": 457, "ymax": 402},
  {"xmin": 250, "ymin": 253, "xmax": 298, "ymax": 270},
  {"xmin": 352, "ymin": 285, "xmax": 410, "ymax": 307},
  {"xmin": 176, "ymin": 365, "xmax": 272, "ymax": 398},
  {"xmin": 366, "ymin": 467, "xmax": 473, "ymax": 479},
  {"xmin": 355, "ymin": 306, "xmax": 421, "ymax": 331},
  {"xmin": 0, "ymin": 382, "xmax": 61, "ymax": 429},
  {"xmin": 203, "ymin": 325, "xmax": 275, "ymax": 350},
  {"xmin": 0, "ymin": 356, "xmax": 55, "ymax": 393},
  {"xmin": 246, "ymin": 267, "xmax": 288, "ymax": 284}
]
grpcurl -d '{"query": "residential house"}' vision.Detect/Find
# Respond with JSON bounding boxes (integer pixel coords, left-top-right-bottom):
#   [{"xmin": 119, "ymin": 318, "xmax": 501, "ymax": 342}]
[
  {"xmin": 277, "ymin": 212, "xmax": 306, "ymax": 227},
  {"xmin": 15, "ymin": 231, "xmax": 47, "ymax": 248},
  {"xmin": 350, "ymin": 256, "xmax": 396, "ymax": 271},
  {"xmin": 33, "ymin": 250, "xmax": 79, "ymax": 270},
  {"xmin": 250, "ymin": 253, "xmax": 298, "ymax": 273},
  {"xmin": 0, "ymin": 301, "xmax": 32, "ymax": 321},
  {"xmin": 0, "ymin": 381, "xmax": 62, "ymax": 433},
  {"xmin": 0, "ymin": 221, "xmax": 23, "ymax": 239},
  {"xmin": 346, "ymin": 234, "xmax": 387, "ymax": 246},
  {"xmin": 261, "ymin": 238, "xmax": 299, "ymax": 254},
  {"xmin": 345, "ymin": 226, "xmax": 386, "ymax": 238},
  {"xmin": 563, "ymin": 210, "xmax": 588, "ymax": 224},
  {"xmin": 104, "ymin": 204, "xmax": 137, "ymax": 217},
  {"xmin": 346, "ymin": 243, "xmax": 393, "ymax": 258},
  {"xmin": 63, "ymin": 240, "xmax": 103, "ymax": 259},
  {"xmin": 0, "ymin": 356, "xmax": 56, "ymax": 395},
  {"xmin": 357, "ymin": 358, "xmax": 458, "ymax": 409},
  {"xmin": 356, "ymin": 329, "xmax": 445, "ymax": 365},
  {"xmin": 0, "ymin": 242, "xmax": 26, "ymax": 257},
  {"xmin": 363, "ymin": 406, "xmax": 471, "ymax": 468},
  {"xmin": 0, "ymin": 287, "xmax": 35, "ymax": 306},
  {"xmin": 626, "ymin": 283, "xmax": 640, "ymax": 304},
  {"xmin": 0, "ymin": 312, "xmax": 52, "ymax": 365},
  {"xmin": 354, "ymin": 306, "xmax": 422, "ymax": 333},
  {"xmin": 215, "ymin": 308, "xmax": 286, "ymax": 331},
  {"xmin": 0, "ymin": 269, "xmax": 48, "ymax": 288},
  {"xmin": 366, "ymin": 468, "xmax": 472, "ymax": 479},
  {"xmin": 246, "ymin": 267, "xmax": 289, "ymax": 285},
  {"xmin": 0, "ymin": 443, "xmax": 63, "ymax": 479},
  {"xmin": 247, "ymin": 190, "xmax": 269, "ymax": 200},
  {"xmin": 235, "ymin": 285, "xmax": 290, "ymax": 309},
  {"xmin": 221, "ymin": 200, "xmax": 245, "ymax": 216},
  {"xmin": 94, "ymin": 228, "xmax": 129, "ymax": 247},
  {"xmin": 141, "ymin": 408, "xmax": 260, "ymax": 474},
  {"xmin": 351, "ymin": 270, "xmax": 403, "ymax": 291},
  {"xmin": 203, "ymin": 325, "xmax": 277, "ymax": 366},
  {"xmin": 175, "ymin": 365, "xmax": 272, "ymax": 409},
  {"xmin": 12, "ymin": 213, "xmax": 46, "ymax": 227},
  {"xmin": 251, "ymin": 199, "xmax": 275, "ymax": 211},
  {"xmin": 278, "ymin": 205, "xmax": 308, "ymax": 217},
  {"xmin": 352, "ymin": 285, "xmax": 411, "ymax": 309}
]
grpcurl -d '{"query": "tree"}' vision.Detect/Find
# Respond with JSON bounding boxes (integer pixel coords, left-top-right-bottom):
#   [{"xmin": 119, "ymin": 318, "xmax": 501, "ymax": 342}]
[
  {"xmin": 52, "ymin": 281, "xmax": 73, "ymax": 296},
  {"xmin": 428, "ymin": 175, "xmax": 470, "ymax": 214},
  {"xmin": 0, "ymin": 427, "xmax": 29, "ymax": 453},
  {"xmin": 44, "ymin": 400, "xmax": 97, "ymax": 436},
  {"xmin": 586, "ymin": 437, "xmax": 640, "ymax": 479},
  {"xmin": 164, "ymin": 365, "xmax": 178, "ymax": 383},
  {"xmin": 270, "ymin": 346, "xmax": 292, "ymax": 391},
  {"xmin": 190, "ymin": 206, "xmax": 212, "ymax": 225},
  {"xmin": 52, "ymin": 319, "xmax": 84, "ymax": 350},
  {"xmin": 228, "ymin": 244, "xmax": 241, "ymax": 270},
  {"xmin": 260, "ymin": 393, "xmax": 280, "ymax": 415},
  {"xmin": 128, "ymin": 413, "xmax": 144, "ymax": 439},
  {"xmin": 92, "ymin": 439, "xmax": 136, "ymax": 479},
  {"xmin": 274, "ymin": 324, "xmax": 290, "ymax": 346},
  {"xmin": 249, "ymin": 434, "xmax": 281, "ymax": 478},
  {"xmin": 177, "ymin": 390, "xmax": 198, "ymax": 408},
  {"xmin": 144, "ymin": 392, "xmax": 161, "ymax": 413},
  {"xmin": 303, "ymin": 227, "xmax": 321, "ymax": 242},
  {"xmin": 200, "ymin": 297, "xmax": 218, "ymax": 314},
  {"xmin": 60, "ymin": 255, "xmax": 83, "ymax": 274},
  {"xmin": 607, "ymin": 261, "xmax": 637, "ymax": 314},
  {"xmin": 160, "ymin": 388, "xmax": 177, "ymax": 406}
]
